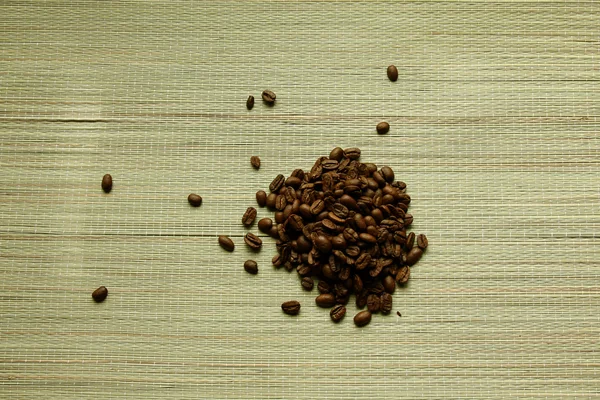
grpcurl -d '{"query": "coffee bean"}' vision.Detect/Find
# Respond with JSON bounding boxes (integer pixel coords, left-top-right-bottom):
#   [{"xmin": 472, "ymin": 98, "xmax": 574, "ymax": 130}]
[
  {"xmin": 281, "ymin": 300, "xmax": 300, "ymax": 315},
  {"xmin": 387, "ymin": 65, "xmax": 398, "ymax": 82},
  {"xmin": 269, "ymin": 174, "xmax": 285, "ymax": 193},
  {"xmin": 376, "ymin": 122, "xmax": 390, "ymax": 135},
  {"xmin": 250, "ymin": 156, "xmax": 261, "ymax": 170},
  {"xmin": 275, "ymin": 195, "xmax": 287, "ymax": 211},
  {"xmin": 244, "ymin": 260, "xmax": 258, "ymax": 274},
  {"xmin": 256, "ymin": 190, "xmax": 267, "ymax": 207},
  {"xmin": 314, "ymin": 235, "xmax": 332, "ymax": 254},
  {"xmin": 354, "ymin": 310, "xmax": 372, "ymax": 327},
  {"xmin": 246, "ymin": 95, "xmax": 255, "ymax": 110},
  {"xmin": 242, "ymin": 207, "xmax": 257, "ymax": 226},
  {"xmin": 380, "ymin": 166, "xmax": 395, "ymax": 183},
  {"xmin": 395, "ymin": 265, "xmax": 410, "ymax": 284},
  {"xmin": 218, "ymin": 235, "xmax": 235, "ymax": 252},
  {"xmin": 310, "ymin": 199, "xmax": 325, "ymax": 215},
  {"xmin": 188, "ymin": 193, "xmax": 203, "ymax": 207},
  {"xmin": 315, "ymin": 293, "xmax": 336, "ymax": 308},
  {"xmin": 266, "ymin": 193, "xmax": 277, "ymax": 209},
  {"xmin": 262, "ymin": 90, "xmax": 276, "ymax": 105},
  {"xmin": 244, "ymin": 233, "xmax": 262, "ymax": 250},
  {"xmin": 383, "ymin": 275, "xmax": 396, "ymax": 294},
  {"xmin": 301, "ymin": 277, "xmax": 314, "ymax": 291},
  {"xmin": 405, "ymin": 232, "xmax": 415, "ymax": 250},
  {"xmin": 101, "ymin": 174, "xmax": 112, "ymax": 193},
  {"xmin": 257, "ymin": 218, "xmax": 273, "ymax": 234},
  {"xmin": 343, "ymin": 147, "xmax": 361, "ymax": 160},
  {"xmin": 367, "ymin": 294, "xmax": 381, "ymax": 313},
  {"xmin": 404, "ymin": 247, "xmax": 423, "ymax": 266},
  {"xmin": 318, "ymin": 280, "xmax": 331, "ymax": 294},
  {"xmin": 329, "ymin": 147, "xmax": 344, "ymax": 161},
  {"xmin": 92, "ymin": 286, "xmax": 108, "ymax": 302},
  {"xmin": 380, "ymin": 292, "xmax": 392, "ymax": 314},
  {"xmin": 330, "ymin": 304, "xmax": 346, "ymax": 322},
  {"xmin": 417, "ymin": 233, "xmax": 428, "ymax": 250}
]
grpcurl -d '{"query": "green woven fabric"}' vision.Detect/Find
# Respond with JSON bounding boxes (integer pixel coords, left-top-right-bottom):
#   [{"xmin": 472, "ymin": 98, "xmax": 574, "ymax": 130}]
[{"xmin": 1, "ymin": 1, "xmax": 599, "ymax": 399}]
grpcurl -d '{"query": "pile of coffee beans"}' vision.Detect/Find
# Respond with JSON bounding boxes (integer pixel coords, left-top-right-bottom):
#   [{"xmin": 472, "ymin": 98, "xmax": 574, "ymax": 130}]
[{"xmin": 255, "ymin": 147, "xmax": 427, "ymax": 327}]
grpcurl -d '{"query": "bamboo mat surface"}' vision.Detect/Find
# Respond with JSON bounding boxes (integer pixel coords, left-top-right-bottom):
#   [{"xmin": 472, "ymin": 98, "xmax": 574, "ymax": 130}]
[{"xmin": 1, "ymin": 1, "xmax": 599, "ymax": 399}]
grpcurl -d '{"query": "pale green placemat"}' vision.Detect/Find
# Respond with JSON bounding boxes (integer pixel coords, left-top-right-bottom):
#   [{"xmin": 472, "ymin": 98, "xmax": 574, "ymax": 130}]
[{"xmin": 1, "ymin": 1, "xmax": 599, "ymax": 399}]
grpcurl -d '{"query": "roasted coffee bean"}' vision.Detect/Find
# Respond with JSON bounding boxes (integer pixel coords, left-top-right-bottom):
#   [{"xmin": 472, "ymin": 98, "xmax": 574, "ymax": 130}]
[
  {"xmin": 250, "ymin": 156, "xmax": 261, "ymax": 169},
  {"xmin": 346, "ymin": 246, "xmax": 360, "ymax": 258},
  {"xmin": 269, "ymin": 174, "xmax": 285, "ymax": 193},
  {"xmin": 244, "ymin": 233, "xmax": 262, "ymax": 250},
  {"xmin": 330, "ymin": 304, "xmax": 346, "ymax": 322},
  {"xmin": 314, "ymin": 235, "xmax": 332, "ymax": 254},
  {"xmin": 322, "ymin": 159, "xmax": 339, "ymax": 171},
  {"xmin": 356, "ymin": 291, "xmax": 368, "ymax": 309},
  {"xmin": 275, "ymin": 195, "xmax": 287, "ymax": 211},
  {"xmin": 355, "ymin": 253, "xmax": 371, "ymax": 270},
  {"xmin": 404, "ymin": 213, "xmax": 413, "ymax": 227},
  {"xmin": 244, "ymin": 260, "xmax": 258, "ymax": 274},
  {"xmin": 331, "ymin": 234, "xmax": 347, "ymax": 250},
  {"xmin": 101, "ymin": 174, "xmax": 113, "ymax": 193},
  {"xmin": 256, "ymin": 190, "xmax": 267, "ymax": 207},
  {"xmin": 417, "ymin": 233, "xmax": 428, "ymax": 250},
  {"xmin": 187, "ymin": 193, "xmax": 202, "ymax": 207},
  {"xmin": 315, "ymin": 293, "xmax": 337, "ymax": 308},
  {"xmin": 343, "ymin": 228, "xmax": 359, "ymax": 243},
  {"xmin": 380, "ymin": 166, "xmax": 395, "ymax": 183},
  {"xmin": 343, "ymin": 148, "xmax": 360, "ymax": 160},
  {"xmin": 242, "ymin": 207, "xmax": 257, "ymax": 226},
  {"xmin": 274, "ymin": 211, "xmax": 285, "ymax": 224},
  {"xmin": 329, "ymin": 147, "xmax": 344, "ymax": 161},
  {"xmin": 358, "ymin": 233, "xmax": 377, "ymax": 244},
  {"xmin": 387, "ymin": 64, "xmax": 398, "ymax": 81},
  {"xmin": 383, "ymin": 275, "xmax": 396, "ymax": 294},
  {"xmin": 380, "ymin": 292, "xmax": 392, "ymax": 314},
  {"xmin": 405, "ymin": 232, "xmax": 415, "ymax": 250},
  {"xmin": 246, "ymin": 95, "xmax": 255, "ymax": 110},
  {"xmin": 281, "ymin": 300, "xmax": 300, "ymax": 315},
  {"xmin": 317, "ymin": 280, "xmax": 331, "ymax": 294},
  {"xmin": 218, "ymin": 235, "xmax": 235, "ymax": 252},
  {"xmin": 310, "ymin": 199, "xmax": 325, "ymax": 215},
  {"xmin": 367, "ymin": 294, "xmax": 381, "ymax": 313},
  {"xmin": 395, "ymin": 265, "xmax": 410, "ymax": 284},
  {"xmin": 262, "ymin": 89, "xmax": 276, "ymax": 104},
  {"xmin": 321, "ymin": 218, "xmax": 337, "ymax": 232},
  {"xmin": 301, "ymin": 277, "xmax": 314, "ymax": 291},
  {"xmin": 331, "ymin": 203, "xmax": 349, "ymax": 219},
  {"xmin": 92, "ymin": 286, "xmax": 108, "ymax": 302},
  {"xmin": 376, "ymin": 121, "xmax": 390, "ymax": 135},
  {"xmin": 404, "ymin": 247, "xmax": 423, "ymax": 266},
  {"xmin": 354, "ymin": 310, "xmax": 372, "ymax": 327},
  {"xmin": 266, "ymin": 192, "xmax": 277, "ymax": 209}
]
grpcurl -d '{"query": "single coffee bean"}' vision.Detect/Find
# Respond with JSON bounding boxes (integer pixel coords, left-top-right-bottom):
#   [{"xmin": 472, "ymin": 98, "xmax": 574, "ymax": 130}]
[
  {"xmin": 218, "ymin": 235, "xmax": 235, "ymax": 252},
  {"xmin": 343, "ymin": 147, "xmax": 361, "ymax": 160},
  {"xmin": 318, "ymin": 280, "xmax": 331, "ymax": 294},
  {"xmin": 329, "ymin": 147, "xmax": 344, "ymax": 161},
  {"xmin": 417, "ymin": 233, "xmax": 428, "ymax": 250},
  {"xmin": 101, "ymin": 174, "xmax": 113, "ymax": 193},
  {"xmin": 246, "ymin": 95, "xmax": 255, "ymax": 110},
  {"xmin": 330, "ymin": 304, "xmax": 346, "ymax": 323},
  {"xmin": 331, "ymin": 234, "xmax": 347, "ymax": 250},
  {"xmin": 301, "ymin": 277, "xmax": 314, "ymax": 291},
  {"xmin": 315, "ymin": 293, "xmax": 336, "ymax": 308},
  {"xmin": 242, "ymin": 207, "xmax": 257, "ymax": 226},
  {"xmin": 380, "ymin": 166, "xmax": 395, "ymax": 183},
  {"xmin": 395, "ymin": 265, "xmax": 410, "ymax": 284},
  {"xmin": 274, "ymin": 211, "xmax": 285, "ymax": 224},
  {"xmin": 257, "ymin": 218, "xmax": 273, "ymax": 233},
  {"xmin": 262, "ymin": 90, "xmax": 276, "ymax": 105},
  {"xmin": 188, "ymin": 193, "xmax": 203, "ymax": 207},
  {"xmin": 404, "ymin": 213, "xmax": 413, "ymax": 227},
  {"xmin": 356, "ymin": 291, "xmax": 368, "ymax": 309},
  {"xmin": 404, "ymin": 247, "xmax": 423, "ymax": 266},
  {"xmin": 354, "ymin": 310, "xmax": 372, "ymax": 327},
  {"xmin": 281, "ymin": 300, "xmax": 300, "ymax": 315},
  {"xmin": 380, "ymin": 293, "xmax": 392, "ymax": 314},
  {"xmin": 405, "ymin": 232, "xmax": 415, "ymax": 250},
  {"xmin": 256, "ymin": 190, "xmax": 267, "ymax": 207},
  {"xmin": 244, "ymin": 260, "xmax": 258, "ymax": 274},
  {"xmin": 266, "ymin": 192, "xmax": 277, "ymax": 209},
  {"xmin": 244, "ymin": 233, "xmax": 262, "ymax": 250},
  {"xmin": 359, "ymin": 233, "xmax": 377, "ymax": 244},
  {"xmin": 314, "ymin": 235, "xmax": 332, "ymax": 254},
  {"xmin": 387, "ymin": 64, "xmax": 398, "ymax": 82},
  {"xmin": 269, "ymin": 174, "xmax": 285, "ymax": 193},
  {"xmin": 376, "ymin": 121, "xmax": 390, "ymax": 135},
  {"xmin": 383, "ymin": 275, "xmax": 396, "ymax": 294},
  {"xmin": 367, "ymin": 294, "xmax": 381, "ymax": 313},
  {"xmin": 250, "ymin": 156, "xmax": 261, "ymax": 170},
  {"xmin": 92, "ymin": 286, "xmax": 108, "ymax": 302}
]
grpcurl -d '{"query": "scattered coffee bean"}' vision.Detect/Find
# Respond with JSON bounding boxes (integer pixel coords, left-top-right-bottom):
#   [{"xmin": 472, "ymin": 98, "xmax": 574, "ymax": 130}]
[
  {"xmin": 218, "ymin": 235, "xmax": 235, "ymax": 252},
  {"xmin": 187, "ymin": 193, "xmax": 203, "ymax": 207},
  {"xmin": 256, "ymin": 190, "xmax": 267, "ymax": 207},
  {"xmin": 242, "ymin": 207, "xmax": 257, "ymax": 227},
  {"xmin": 281, "ymin": 300, "xmax": 300, "ymax": 315},
  {"xmin": 417, "ymin": 234, "xmax": 428, "ymax": 250},
  {"xmin": 376, "ymin": 122, "xmax": 390, "ymax": 135},
  {"xmin": 246, "ymin": 95, "xmax": 254, "ymax": 110},
  {"xmin": 244, "ymin": 233, "xmax": 262, "ymax": 250},
  {"xmin": 262, "ymin": 90, "xmax": 276, "ymax": 105},
  {"xmin": 244, "ymin": 260, "xmax": 258, "ymax": 274},
  {"xmin": 92, "ymin": 286, "xmax": 108, "ymax": 303},
  {"xmin": 330, "ymin": 304, "xmax": 346, "ymax": 322},
  {"xmin": 257, "ymin": 217, "xmax": 273, "ymax": 233},
  {"xmin": 315, "ymin": 293, "xmax": 336, "ymax": 308},
  {"xmin": 387, "ymin": 65, "xmax": 398, "ymax": 82},
  {"xmin": 395, "ymin": 266, "xmax": 410, "ymax": 284},
  {"xmin": 354, "ymin": 310, "xmax": 372, "ymax": 327},
  {"xmin": 101, "ymin": 174, "xmax": 113, "ymax": 193},
  {"xmin": 301, "ymin": 277, "xmax": 314, "ymax": 291},
  {"xmin": 404, "ymin": 247, "xmax": 423, "ymax": 266},
  {"xmin": 269, "ymin": 174, "xmax": 285, "ymax": 193},
  {"xmin": 250, "ymin": 156, "xmax": 261, "ymax": 170}
]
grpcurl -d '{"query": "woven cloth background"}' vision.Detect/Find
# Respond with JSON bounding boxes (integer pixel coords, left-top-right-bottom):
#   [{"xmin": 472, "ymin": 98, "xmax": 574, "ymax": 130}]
[{"xmin": 1, "ymin": 1, "xmax": 599, "ymax": 399}]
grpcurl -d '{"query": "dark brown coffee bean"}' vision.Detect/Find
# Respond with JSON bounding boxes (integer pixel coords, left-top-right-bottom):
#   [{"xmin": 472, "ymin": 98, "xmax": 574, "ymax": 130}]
[
  {"xmin": 404, "ymin": 213, "xmax": 413, "ymax": 227},
  {"xmin": 187, "ymin": 193, "xmax": 202, "ymax": 207},
  {"xmin": 92, "ymin": 286, "xmax": 108, "ymax": 302},
  {"xmin": 274, "ymin": 211, "xmax": 285, "ymax": 224},
  {"xmin": 339, "ymin": 194, "xmax": 358, "ymax": 211},
  {"xmin": 315, "ymin": 293, "xmax": 336, "ymax": 308},
  {"xmin": 417, "ymin": 233, "xmax": 428, "ymax": 250},
  {"xmin": 367, "ymin": 294, "xmax": 381, "ymax": 313},
  {"xmin": 380, "ymin": 166, "xmax": 395, "ymax": 183},
  {"xmin": 242, "ymin": 207, "xmax": 257, "ymax": 226},
  {"xmin": 256, "ymin": 190, "xmax": 267, "ymax": 207},
  {"xmin": 383, "ymin": 275, "xmax": 396, "ymax": 294},
  {"xmin": 317, "ymin": 280, "xmax": 331, "ymax": 294},
  {"xmin": 321, "ymin": 159, "xmax": 339, "ymax": 171},
  {"xmin": 269, "ymin": 174, "xmax": 285, "ymax": 193},
  {"xmin": 246, "ymin": 95, "xmax": 254, "ymax": 110},
  {"xmin": 405, "ymin": 232, "xmax": 415, "ymax": 250},
  {"xmin": 281, "ymin": 300, "xmax": 300, "ymax": 315},
  {"xmin": 310, "ymin": 199, "xmax": 325, "ymax": 215},
  {"xmin": 266, "ymin": 192, "xmax": 277, "ymax": 209},
  {"xmin": 331, "ymin": 234, "xmax": 347, "ymax": 250},
  {"xmin": 243, "ymin": 233, "xmax": 262, "ymax": 250},
  {"xmin": 343, "ymin": 228, "xmax": 359, "ymax": 243},
  {"xmin": 354, "ymin": 310, "xmax": 372, "ymax": 327},
  {"xmin": 218, "ymin": 235, "xmax": 235, "ymax": 252},
  {"xmin": 244, "ymin": 260, "xmax": 258, "ymax": 274},
  {"xmin": 321, "ymin": 218, "xmax": 337, "ymax": 232},
  {"xmin": 250, "ymin": 156, "xmax": 261, "ymax": 170},
  {"xmin": 359, "ymin": 233, "xmax": 377, "ymax": 244},
  {"xmin": 346, "ymin": 245, "xmax": 360, "ymax": 258},
  {"xmin": 262, "ymin": 89, "xmax": 276, "ymax": 104},
  {"xmin": 329, "ymin": 147, "xmax": 344, "ymax": 161},
  {"xmin": 395, "ymin": 265, "xmax": 410, "ymax": 284},
  {"xmin": 376, "ymin": 122, "xmax": 390, "ymax": 135},
  {"xmin": 343, "ymin": 147, "xmax": 361, "ymax": 160},
  {"xmin": 101, "ymin": 174, "xmax": 112, "ymax": 193},
  {"xmin": 404, "ymin": 247, "xmax": 423, "ymax": 266},
  {"xmin": 275, "ymin": 195, "xmax": 287, "ymax": 211},
  {"xmin": 380, "ymin": 292, "xmax": 392, "ymax": 314},
  {"xmin": 314, "ymin": 235, "xmax": 332, "ymax": 254},
  {"xmin": 355, "ymin": 253, "xmax": 371, "ymax": 270},
  {"xmin": 330, "ymin": 304, "xmax": 346, "ymax": 322},
  {"xmin": 387, "ymin": 65, "xmax": 398, "ymax": 82},
  {"xmin": 301, "ymin": 277, "xmax": 314, "ymax": 291}
]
